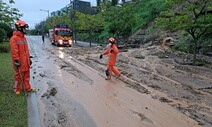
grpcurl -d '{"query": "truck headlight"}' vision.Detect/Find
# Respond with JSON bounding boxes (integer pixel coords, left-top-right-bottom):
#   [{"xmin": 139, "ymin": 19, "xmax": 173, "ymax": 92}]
[
  {"xmin": 68, "ymin": 40, "xmax": 72, "ymax": 45},
  {"xmin": 58, "ymin": 40, "xmax": 63, "ymax": 44}
]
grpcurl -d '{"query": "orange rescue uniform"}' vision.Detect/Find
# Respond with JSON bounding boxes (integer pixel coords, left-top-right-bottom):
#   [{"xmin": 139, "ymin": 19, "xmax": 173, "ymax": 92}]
[
  {"xmin": 103, "ymin": 44, "xmax": 120, "ymax": 78},
  {"xmin": 10, "ymin": 30, "xmax": 32, "ymax": 92}
]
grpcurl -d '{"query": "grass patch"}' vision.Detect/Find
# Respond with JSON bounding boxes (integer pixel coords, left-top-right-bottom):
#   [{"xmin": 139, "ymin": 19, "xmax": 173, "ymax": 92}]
[
  {"xmin": 0, "ymin": 43, "xmax": 28, "ymax": 127},
  {"xmin": 0, "ymin": 41, "xmax": 10, "ymax": 53}
]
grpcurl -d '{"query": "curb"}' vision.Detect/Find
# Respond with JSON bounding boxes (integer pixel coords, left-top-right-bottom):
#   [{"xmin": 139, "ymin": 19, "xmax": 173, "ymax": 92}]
[{"xmin": 27, "ymin": 64, "xmax": 41, "ymax": 127}]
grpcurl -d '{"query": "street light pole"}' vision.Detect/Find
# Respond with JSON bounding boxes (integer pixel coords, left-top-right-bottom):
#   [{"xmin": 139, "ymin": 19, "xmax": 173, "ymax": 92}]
[
  {"xmin": 40, "ymin": 9, "xmax": 50, "ymax": 36},
  {"xmin": 40, "ymin": 9, "xmax": 49, "ymax": 18}
]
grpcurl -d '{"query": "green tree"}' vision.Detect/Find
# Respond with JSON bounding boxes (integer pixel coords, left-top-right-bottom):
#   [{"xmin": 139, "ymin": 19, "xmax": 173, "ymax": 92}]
[
  {"xmin": 122, "ymin": 0, "xmax": 126, "ymax": 3},
  {"xmin": 0, "ymin": 0, "xmax": 22, "ymax": 24},
  {"xmin": 97, "ymin": 0, "xmax": 101, "ymax": 6},
  {"xmin": 157, "ymin": 0, "xmax": 212, "ymax": 65},
  {"xmin": 76, "ymin": 12, "xmax": 104, "ymax": 46},
  {"xmin": 0, "ymin": 22, "xmax": 13, "ymax": 39},
  {"xmin": 105, "ymin": 4, "xmax": 136, "ymax": 38},
  {"xmin": 9, "ymin": 0, "xmax": 15, "ymax": 3},
  {"xmin": 0, "ymin": 28, "xmax": 6, "ymax": 43},
  {"xmin": 111, "ymin": 0, "xmax": 118, "ymax": 6}
]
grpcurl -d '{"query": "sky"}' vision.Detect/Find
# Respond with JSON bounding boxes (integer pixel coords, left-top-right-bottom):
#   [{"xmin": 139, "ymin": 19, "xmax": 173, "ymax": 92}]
[{"xmin": 3, "ymin": 0, "xmax": 97, "ymax": 29}]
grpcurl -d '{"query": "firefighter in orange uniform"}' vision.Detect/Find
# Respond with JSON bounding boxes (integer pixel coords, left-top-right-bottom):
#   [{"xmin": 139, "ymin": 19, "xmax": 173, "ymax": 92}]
[
  {"xmin": 10, "ymin": 19, "xmax": 35, "ymax": 95},
  {"xmin": 100, "ymin": 37, "xmax": 121, "ymax": 80}
]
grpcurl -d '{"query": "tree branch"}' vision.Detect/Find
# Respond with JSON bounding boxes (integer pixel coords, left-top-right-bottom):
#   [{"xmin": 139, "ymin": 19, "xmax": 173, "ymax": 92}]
[
  {"xmin": 194, "ymin": 1, "xmax": 208, "ymax": 20},
  {"xmin": 197, "ymin": 28, "xmax": 208, "ymax": 39},
  {"xmin": 186, "ymin": 28, "xmax": 196, "ymax": 39}
]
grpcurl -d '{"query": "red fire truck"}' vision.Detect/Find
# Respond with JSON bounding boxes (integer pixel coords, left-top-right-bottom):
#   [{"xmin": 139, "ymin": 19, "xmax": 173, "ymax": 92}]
[{"xmin": 49, "ymin": 24, "xmax": 73, "ymax": 46}]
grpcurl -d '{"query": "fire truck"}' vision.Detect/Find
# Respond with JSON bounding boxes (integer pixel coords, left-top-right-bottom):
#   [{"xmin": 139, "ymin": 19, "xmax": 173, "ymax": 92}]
[{"xmin": 49, "ymin": 24, "xmax": 73, "ymax": 46}]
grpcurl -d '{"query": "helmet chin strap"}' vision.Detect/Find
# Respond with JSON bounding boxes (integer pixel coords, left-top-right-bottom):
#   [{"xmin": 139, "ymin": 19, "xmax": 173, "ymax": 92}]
[
  {"xmin": 109, "ymin": 42, "xmax": 115, "ymax": 45},
  {"xmin": 17, "ymin": 27, "xmax": 26, "ymax": 34}
]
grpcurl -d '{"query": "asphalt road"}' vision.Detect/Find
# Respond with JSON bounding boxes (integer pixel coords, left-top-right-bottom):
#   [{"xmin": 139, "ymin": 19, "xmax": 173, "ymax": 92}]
[{"xmin": 26, "ymin": 36, "xmax": 200, "ymax": 127}]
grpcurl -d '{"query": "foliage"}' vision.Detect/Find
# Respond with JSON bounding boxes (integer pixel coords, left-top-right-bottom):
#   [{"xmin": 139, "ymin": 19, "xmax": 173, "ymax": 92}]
[
  {"xmin": 157, "ymin": 0, "xmax": 212, "ymax": 64},
  {"xmin": 75, "ymin": 12, "xmax": 104, "ymax": 44},
  {"xmin": 0, "ymin": 28, "xmax": 6, "ymax": 43},
  {"xmin": 173, "ymin": 41, "xmax": 190, "ymax": 53},
  {"xmin": 0, "ymin": 41, "xmax": 10, "ymax": 53},
  {"xmin": 9, "ymin": 0, "xmax": 15, "ymax": 3},
  {"xmin": 105, "ymin": 5, "xmax": 136, "ymax": 38},
  {"xmin": 0, "ymin": 0, "xmax": 22, "ymax": 24},
  {"xmin": 34, "ymin": 0, "xmax": 167, "ymax": 43},
  {"xmin": 97, "ymin": 0, "xmax": 101, "ymax": 6},
  {"xmin": 158, "ymin": 1, "xmax": 212, "ymax": 34},
  {"xmin": 132, "ymin": 0, "xmax": 166, "ymax": 31},
  {"xmin": 97, "ymin": 0, "xmax": 166, "ymax": 38},
  {"xmin": 76, "ymin": 12, "xmax": 104, "ymax": 32},
  {"xmin": 111, "ymin": 0, "xmax": 119, "ymax": 6},
  {"xmin": 0, "ymin": 22, "xmax": 13, "ymax": 39}
]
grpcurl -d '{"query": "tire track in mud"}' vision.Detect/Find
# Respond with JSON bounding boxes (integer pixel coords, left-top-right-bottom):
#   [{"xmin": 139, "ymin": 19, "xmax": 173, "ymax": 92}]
[
  {"xmin": 55, "ymin": 59, "xmax": 93, "ymax": 85},
  {"xmin": 46, "ymin": 48, "xmax": 94, "ymax": 86}
]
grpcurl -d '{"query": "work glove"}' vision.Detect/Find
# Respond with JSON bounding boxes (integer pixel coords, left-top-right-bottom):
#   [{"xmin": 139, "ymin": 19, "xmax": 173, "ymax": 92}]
[
  {"xmin": 110, "ymin": 49, "xmax": 114, "ymax": 53},
  {"xmin": 100, "ymin": 54, "xmax": 103, "ymax": 59},
  {"xmin": 29, "ymin": 56, "xmax": 32, "ymax": 65},
  {"xmin": 14, "ymin": 60, "xmax": 20, "ymax": 68}
]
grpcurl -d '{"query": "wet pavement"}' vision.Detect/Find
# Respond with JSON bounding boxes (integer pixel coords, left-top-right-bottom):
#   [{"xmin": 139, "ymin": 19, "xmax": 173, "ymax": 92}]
[{"xmin": 26, "ymin": 36, "xmax": 206, "ymax": 127}]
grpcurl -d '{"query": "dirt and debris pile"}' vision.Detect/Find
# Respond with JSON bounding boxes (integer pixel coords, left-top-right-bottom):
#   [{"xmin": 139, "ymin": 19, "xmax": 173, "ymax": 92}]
[{"xmin": 66, "ymin": 44, "xmax": 212, "ymax": 126}]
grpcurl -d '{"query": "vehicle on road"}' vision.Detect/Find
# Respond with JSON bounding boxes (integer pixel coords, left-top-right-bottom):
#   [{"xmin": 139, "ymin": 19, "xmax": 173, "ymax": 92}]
[{"xmin": 49, "ymin": 24, "xmax": 73, "ymax": 46}]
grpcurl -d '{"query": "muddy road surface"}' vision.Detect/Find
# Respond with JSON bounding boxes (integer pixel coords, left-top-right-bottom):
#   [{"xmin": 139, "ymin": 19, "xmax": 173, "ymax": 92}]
[{"xmin": 27, "ymin": 36, "xmax": 211, "ymax": 127}]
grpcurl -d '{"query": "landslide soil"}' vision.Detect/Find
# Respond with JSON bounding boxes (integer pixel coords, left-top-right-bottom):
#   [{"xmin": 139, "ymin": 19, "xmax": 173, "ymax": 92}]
[{"xmin": 65, "ymin": 45, "xmax": 212, "ymax": 127}]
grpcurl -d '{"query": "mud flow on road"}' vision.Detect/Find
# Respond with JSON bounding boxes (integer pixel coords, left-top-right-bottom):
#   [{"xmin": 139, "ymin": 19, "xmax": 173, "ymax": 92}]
[{"xmin": 27, "ymin": 36, "xmax": 211, "ymax": 127}]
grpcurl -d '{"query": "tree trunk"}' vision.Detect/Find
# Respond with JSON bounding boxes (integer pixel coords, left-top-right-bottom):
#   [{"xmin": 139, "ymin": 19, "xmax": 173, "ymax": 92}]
[
  {"xmin": 74, "ymin": 31, "xmax": 77, "ymax": 44},
  {"xmin": 193, "ymin": 39, "xmax": 197, "ymax": 65},
  {"xmin": 89, "ymin": 31, "xmax": 91, "ymax": 47}
]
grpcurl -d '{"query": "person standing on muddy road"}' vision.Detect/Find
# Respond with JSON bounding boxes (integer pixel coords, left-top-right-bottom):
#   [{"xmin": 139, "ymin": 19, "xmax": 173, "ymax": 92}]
[
  {"xmin": 42, "ymin": 33, "xmax": 45, "ymax": 43},
  {"xmin": 10, "ymin": 19, "xmax": 35, "ymax": 95},
  {"xmin": 100, "ymin": 37, "xmax": 121, "ymax": 80}
]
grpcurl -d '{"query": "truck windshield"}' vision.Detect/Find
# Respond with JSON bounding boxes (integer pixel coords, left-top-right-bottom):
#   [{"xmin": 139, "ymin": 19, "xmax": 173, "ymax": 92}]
[{"xmin": 58, "ymin": 30, "xmax": 72, "ymax": 36}]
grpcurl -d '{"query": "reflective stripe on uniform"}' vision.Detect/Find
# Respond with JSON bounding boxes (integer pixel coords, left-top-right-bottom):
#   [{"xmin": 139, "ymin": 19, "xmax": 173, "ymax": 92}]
[
  {"xmin": 17, "ymin": 41, "xmax": 27, "ymax": 44},
  {"xmin": 13, "ymin": 81, "xmax": 18, "ymax": 92}
]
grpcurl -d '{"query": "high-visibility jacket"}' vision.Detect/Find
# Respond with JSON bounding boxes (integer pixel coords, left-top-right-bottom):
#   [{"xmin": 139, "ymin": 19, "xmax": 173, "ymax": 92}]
[
  {"xmin": 10, "ymin": 30, "xmax": 30, "ymax": 72},
  {"xmin": 103, "ymin": 44, "xmax": 119, "ymax": 65}
]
